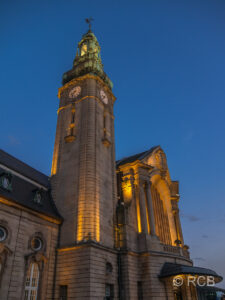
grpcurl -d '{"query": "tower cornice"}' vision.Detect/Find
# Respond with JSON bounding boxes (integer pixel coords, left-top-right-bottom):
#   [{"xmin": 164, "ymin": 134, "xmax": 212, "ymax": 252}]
[
  {"xmin": 57, "ymin": 98, "xmax": 115, "ymax": 120},
  {"xmin": 58, "ymin": 74, "xmax": 116, "ymax": 101}
]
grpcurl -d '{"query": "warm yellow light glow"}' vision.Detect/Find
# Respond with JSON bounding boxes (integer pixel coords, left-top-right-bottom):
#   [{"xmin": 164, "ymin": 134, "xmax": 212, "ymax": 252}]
[
  {"xmin": 51, "ymin": 146, "xmax": 59, "ymax": 175},
  {"xmin": 57, "ymin": 105, "xmax": 67, "ymax": 114},
  {"xmin": 64, "ymin": 135, "xmax": 75, "ymax": 143},
  {"xmin": 81, "ymin": 44, "xmax": 87, "ymax": 56},
  {"xmin": 122, "ymin": 182, "xmax": 133, "ymax": 200},
  {"xmin": 121, "ymin": 176, "xmax": 133, "ymax": 206},
  {"xmin": 58, "ymin": 245, "xmax": 85, "ymax": 252},
  {"xmin": 136, "ymin": 196, "xmax": 142, "ymax": 233},
  {"xmin": 144, "ymin": 194, "xmax": 150, "ymax": 234},
  {"xmin": 151, "ymin": 176, "xmax": 177, "ymax": 246},
  {"xmin": 76, "ymin": 191, "xmax": 100, "ymax": 243},
  {"xmin": 0, "ymin": 197, "xmax": 61, "ymax": 224},
  {"xmin": 95, "ymin": 193, "xmax": 100, "ymax": 242},
  {"xmin": 77, "ymin": 206, "xmax": 84, "ymax": 241}
]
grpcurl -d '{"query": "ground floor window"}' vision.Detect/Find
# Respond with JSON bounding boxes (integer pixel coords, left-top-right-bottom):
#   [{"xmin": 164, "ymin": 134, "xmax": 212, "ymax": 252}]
[
  {"xmin": 105, "ymin": 283, "xmax": 114, "ymax": 300},
  {"xmin": 137, "ymin": 281, "xmax": 143, "ymax": 300},
  {"xmin": 60, "ymin": 285, "xmax": 68, "ymax": 300},
  {"xmin": 174, "ymin": 289, "xmax": 183, "ymax": 300},
  {"xmin": 24, "ymin": 263, "xmax": 39, "ymax": 300}
]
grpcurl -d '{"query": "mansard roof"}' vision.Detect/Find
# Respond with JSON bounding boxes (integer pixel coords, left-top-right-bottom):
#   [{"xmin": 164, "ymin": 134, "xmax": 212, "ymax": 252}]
[
  {"xmin": 0, "ymin": 149, "xmax": 62, "ymax": 221},
  {"xmin": 0, "ymin": 150, "xmax": 49, "ymax": 187},
  {"xmin": 116, "ymin": 145, "xmax": 160, "ymax": 167}
]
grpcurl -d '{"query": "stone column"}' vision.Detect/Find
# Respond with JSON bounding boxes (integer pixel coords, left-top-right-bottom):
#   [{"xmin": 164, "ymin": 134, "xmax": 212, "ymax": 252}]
[
  {"xmin": 139, "ymin": 182, "xmax": 149, "ymax": 234},
  {"xmin": 164, "ymin": 195, "xmax": 178, "ymax": 245},
  {"xmin": 175, "ymin": 208, "xmax": 184, "ymax": 244},
  {"xmin": 146, "ymin": 182, "xmax": 156, "ymax": 236},
  {"xmin": 172, "ymin": 198, "xmax": 184, "ymax": 245}
]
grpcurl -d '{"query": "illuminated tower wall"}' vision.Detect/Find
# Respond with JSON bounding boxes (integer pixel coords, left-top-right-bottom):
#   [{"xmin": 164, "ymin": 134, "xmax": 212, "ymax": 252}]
[{"xmin": 51, "ymin": 31, "xmax": 116, "ymax": 248}]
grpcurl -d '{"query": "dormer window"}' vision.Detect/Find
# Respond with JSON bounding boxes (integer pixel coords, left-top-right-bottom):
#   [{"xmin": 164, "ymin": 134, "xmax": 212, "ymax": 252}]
[
  {"xmin": 33, "ymin": 190, "xmax": 42, "ymax": 205},
  {"xmin": 81, "ymin": 44, "xmax": 87, "ymax": 56},
  {"xmin": 0, "ymin": 173, "xmax": 12, "ymax": 191},
  {"xmin": 2, "ymin": 177, "xmax": 10, "ymax": 189}
]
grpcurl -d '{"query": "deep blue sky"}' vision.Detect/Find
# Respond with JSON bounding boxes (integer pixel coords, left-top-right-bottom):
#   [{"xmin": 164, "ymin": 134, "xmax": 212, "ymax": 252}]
[{"xmin": 1, "ymin": 0, "xmax": 225, "ymax": 287}]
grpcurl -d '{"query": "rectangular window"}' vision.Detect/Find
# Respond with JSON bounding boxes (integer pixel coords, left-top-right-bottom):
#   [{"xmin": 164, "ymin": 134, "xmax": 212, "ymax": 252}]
[
  {"xmin": 59, "ymin": 285, "xmax": 68, "ymax": 300},
  {"xmin": 105, "ymin": 284, "xmax": 114, "ymax": 300},
  {"xmin": 137, "ymin": 281, "xmax": 143, "ymax": 300}
]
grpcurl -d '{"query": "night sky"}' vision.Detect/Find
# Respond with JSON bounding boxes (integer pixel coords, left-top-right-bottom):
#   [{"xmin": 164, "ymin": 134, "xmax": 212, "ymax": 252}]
[{"xmin": 1, "ymin": 0, "xmax": 225, "ymax": 287}]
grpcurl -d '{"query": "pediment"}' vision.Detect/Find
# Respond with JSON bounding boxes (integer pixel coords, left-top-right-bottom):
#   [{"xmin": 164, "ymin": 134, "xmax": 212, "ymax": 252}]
[{"xmin": 141, "ymin": 146, "xmax": 168, "ymax": 171}]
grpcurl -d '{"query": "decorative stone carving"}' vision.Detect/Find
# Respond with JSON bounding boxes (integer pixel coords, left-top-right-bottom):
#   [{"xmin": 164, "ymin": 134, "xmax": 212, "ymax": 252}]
[
  {"xmin": 25, "ymin": 252, "xmax": 47, "ymax": 272},
  {"xmin": 0, "ymin": 243, "xmax": 12, "ymax": 286}
]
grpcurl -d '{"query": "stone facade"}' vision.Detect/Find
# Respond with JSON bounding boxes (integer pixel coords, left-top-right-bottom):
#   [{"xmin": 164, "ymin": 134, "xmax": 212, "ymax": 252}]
[
  {"xmin": 54, "ymin": 244, "xmax": 118, "ymax": 299},
  {"xmin": 0, "ymin": 199, "xmax": 59, "ymax": 300}
]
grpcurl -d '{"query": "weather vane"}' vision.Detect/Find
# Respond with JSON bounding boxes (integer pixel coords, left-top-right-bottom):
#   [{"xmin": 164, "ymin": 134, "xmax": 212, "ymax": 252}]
[{"xmin": 85, "ymin": 17, "xmax": 94, "ymax": 31}]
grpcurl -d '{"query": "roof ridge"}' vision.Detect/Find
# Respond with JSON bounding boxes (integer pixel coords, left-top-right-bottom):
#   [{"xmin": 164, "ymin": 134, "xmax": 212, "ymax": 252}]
[
  {"xmin": 0, "ymin": 149, "xmax": 49, "ymax": 187},
  {"xmin": 116, "ymin": 146, "xmax": 160, "ymax": 167},
  {"xmin": 0, "ymin": 149, "xmax": 48, "ymax": 177}
]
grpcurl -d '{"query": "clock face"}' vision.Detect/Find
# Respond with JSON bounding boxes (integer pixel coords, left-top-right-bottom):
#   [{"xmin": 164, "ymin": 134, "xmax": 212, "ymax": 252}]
[
  {"xmin": 69, "ymin": 86, "xmax": 81, "ymax": 99},
  {"xmin": 100, "ymin": 90, "xmax": 108, "ymax": 104}
]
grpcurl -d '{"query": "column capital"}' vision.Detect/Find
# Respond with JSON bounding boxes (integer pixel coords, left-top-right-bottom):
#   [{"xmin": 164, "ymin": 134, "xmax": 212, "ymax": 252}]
[
  {"xmin": 145, "ymin": 180, "xmax": 152, "ymax": 188},
  {"xmin": 145, "ymin": 181, "xmax": 157, "ymax": 237}
]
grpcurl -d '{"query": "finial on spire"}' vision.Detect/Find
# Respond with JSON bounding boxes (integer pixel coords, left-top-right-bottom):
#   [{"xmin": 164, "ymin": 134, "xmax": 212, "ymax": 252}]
[{"xmin": 85, "ymin": 17, "xmax": 94, "ymax": 31}]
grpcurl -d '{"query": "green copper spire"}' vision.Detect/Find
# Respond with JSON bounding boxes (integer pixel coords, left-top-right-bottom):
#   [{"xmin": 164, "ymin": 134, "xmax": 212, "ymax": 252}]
[{"xmin": 62, "ymin": 29, "xmax": 113, "ymax": 89}]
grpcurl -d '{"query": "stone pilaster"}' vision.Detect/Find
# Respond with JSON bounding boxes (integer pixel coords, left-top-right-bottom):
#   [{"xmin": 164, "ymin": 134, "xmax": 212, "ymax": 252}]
[
  {"xmin": 139, "ymin": 181, "xmax": 149, "ymax": 235},
  {"xmin": 145, "ymin": 181, "xmax": 156, "ymax": 236}
]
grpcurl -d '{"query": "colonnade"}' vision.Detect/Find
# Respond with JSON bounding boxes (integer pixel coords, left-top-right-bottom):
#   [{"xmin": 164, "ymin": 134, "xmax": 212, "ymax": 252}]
[
  {"xmin": 135, "ymin": 177, "xmax": 182, "ymax": 246},
  {"xmin": 136, "ymin": 179, "xmax": 156, "ymax": 237}
]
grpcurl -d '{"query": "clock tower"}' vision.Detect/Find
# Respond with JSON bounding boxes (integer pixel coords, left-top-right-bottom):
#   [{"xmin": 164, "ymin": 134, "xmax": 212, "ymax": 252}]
[{"xmin": 51, "ymin": 29, "xmax": 118, "ymax": 298}]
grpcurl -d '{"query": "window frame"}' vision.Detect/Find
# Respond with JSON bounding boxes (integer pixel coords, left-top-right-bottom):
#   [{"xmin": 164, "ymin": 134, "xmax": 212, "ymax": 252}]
[
  {"xmin": 59, "ymin": 285, "xmax": 68, "ymax": 300},
  {"xmin": 137, "ymin": 281, "xmax": 143, "ymax": 300},
  {"xmin": 24, "ymin": 262, "xmax": 40, "ymax": 300},
  {"xmin": 105, "ymin": 283, "xmax": 114, "ymax": 300},
  {"xmin": 0, "ymin": 226, "xmax": 8, "ymax": 242}
]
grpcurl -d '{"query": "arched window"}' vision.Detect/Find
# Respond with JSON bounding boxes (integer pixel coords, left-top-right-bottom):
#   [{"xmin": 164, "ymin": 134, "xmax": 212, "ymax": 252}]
[
  {"xmin": 0, "ymin": 258, "xmax": 2, "ymax": 275},
  {"xmin": 151, "ymin": 185, "xmax": 172, "ymax": 245},
  {"xmin": 24, "ymin": 263, "xmax": 39, "ymax": 300},
  {"xmin": 0, "ymin": 257, "xmax": 4, "ymax": 285}
]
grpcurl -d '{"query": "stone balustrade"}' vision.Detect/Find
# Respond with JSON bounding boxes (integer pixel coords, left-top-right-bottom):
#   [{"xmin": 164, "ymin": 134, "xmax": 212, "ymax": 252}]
[{"xmin": 162, "ymin": 244, "xmax": 190, "ymax": 259}]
